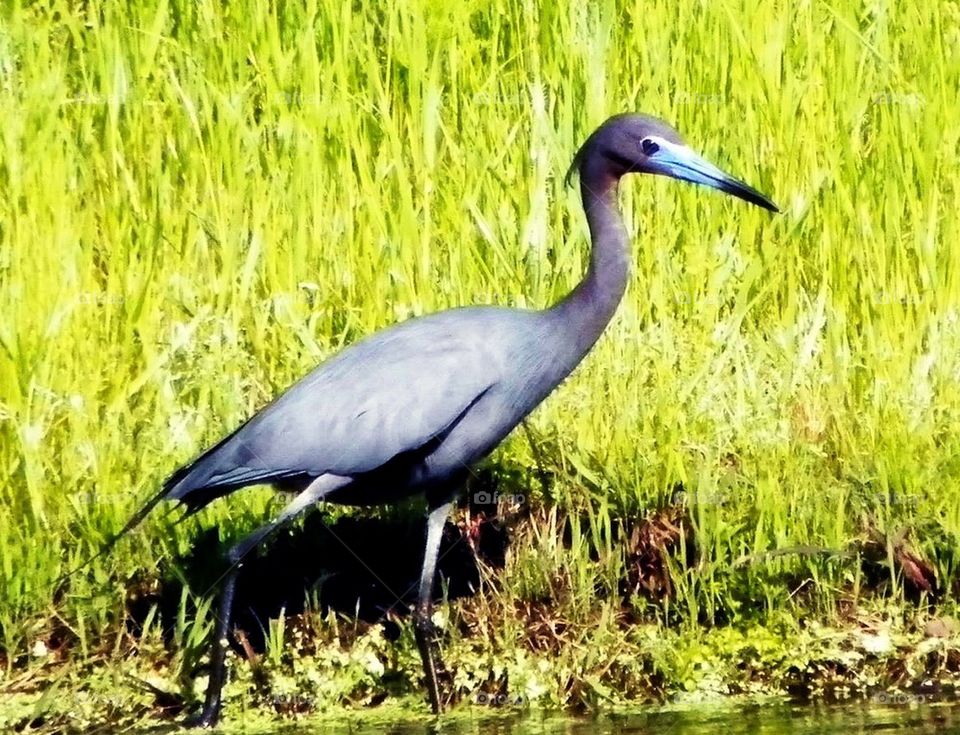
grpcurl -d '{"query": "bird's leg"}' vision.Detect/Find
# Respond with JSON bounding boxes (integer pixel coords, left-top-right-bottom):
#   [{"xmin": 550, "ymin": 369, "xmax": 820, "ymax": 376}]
[
  {"xmin": 414, "ymin": 500, "xmax": 454, "ymax": 714},
  {"xmin": 191, "ymin": 527, "xmax": 279, "ymax": 728},
  {"xmin": 193, "ymin": 548, "xmax": 240, "ymax": 727},
  {"xmin": 189, "ymin": 475, "xmax": 348, "ymax": 728}
]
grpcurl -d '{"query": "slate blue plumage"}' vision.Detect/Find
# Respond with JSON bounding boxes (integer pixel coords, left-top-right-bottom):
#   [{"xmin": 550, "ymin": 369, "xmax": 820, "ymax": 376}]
[{"xmin": 110, "ymin": 113, "xmax": 777, "ymax": 725}]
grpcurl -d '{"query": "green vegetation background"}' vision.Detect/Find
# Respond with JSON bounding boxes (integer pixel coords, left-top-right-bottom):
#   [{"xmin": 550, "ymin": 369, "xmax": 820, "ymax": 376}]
[{"xmin": 1, "ymin": 0, "xmax": 958, "ymax": 725}]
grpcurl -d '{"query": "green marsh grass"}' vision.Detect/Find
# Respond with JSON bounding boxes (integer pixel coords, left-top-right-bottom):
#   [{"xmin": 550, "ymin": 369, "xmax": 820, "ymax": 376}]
[{"xmin": 1, "ymin": 0, "xmax": 959, "ymax": 720}]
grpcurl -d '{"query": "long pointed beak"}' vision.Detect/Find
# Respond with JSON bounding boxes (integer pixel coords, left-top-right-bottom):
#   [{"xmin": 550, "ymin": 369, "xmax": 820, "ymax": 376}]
[{"xmin": 650, "ymin": 139, "xmax": 779, "ymax": 213}]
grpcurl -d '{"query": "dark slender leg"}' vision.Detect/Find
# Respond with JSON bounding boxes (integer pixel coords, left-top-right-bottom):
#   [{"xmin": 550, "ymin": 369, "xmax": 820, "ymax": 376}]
[
  {"xmin": 192, "ymin": 546, "xmax": 241, "ymax": 726},
  {"xmin": 413, "ymin": 501, "xmax": 454, "ymax": 714},
  {"xmin": 188, "ymin": 475, "xmax": 348, "ymax": 728}
]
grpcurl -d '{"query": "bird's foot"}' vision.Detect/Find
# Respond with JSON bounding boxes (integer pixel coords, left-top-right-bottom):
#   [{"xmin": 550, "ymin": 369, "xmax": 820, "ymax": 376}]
[
  {"xmin": 413, "ymin": 615, "xmax": 455, "ymax": 713},
  {"xmin": 183, "ymin": 706, "xmax": 220, "ymax": 729}
]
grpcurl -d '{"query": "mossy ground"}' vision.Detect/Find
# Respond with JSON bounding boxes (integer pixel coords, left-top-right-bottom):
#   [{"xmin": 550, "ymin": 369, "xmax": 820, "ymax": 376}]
[{"xmin": 5, "ymin": 503, "xmax": 960, "ymax": 732}]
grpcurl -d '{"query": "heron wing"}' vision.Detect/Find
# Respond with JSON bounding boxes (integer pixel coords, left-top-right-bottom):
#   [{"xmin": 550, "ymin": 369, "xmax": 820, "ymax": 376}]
[{"xmin": 165, "ymin": 311, "xmax": 505, "ymax": 501}]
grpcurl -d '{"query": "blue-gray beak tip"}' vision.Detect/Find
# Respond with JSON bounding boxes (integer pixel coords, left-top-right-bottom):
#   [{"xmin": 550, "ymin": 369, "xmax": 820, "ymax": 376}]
[{"xmin": 721, "ymin": 181, "xmax": 779, "ymax": 213}]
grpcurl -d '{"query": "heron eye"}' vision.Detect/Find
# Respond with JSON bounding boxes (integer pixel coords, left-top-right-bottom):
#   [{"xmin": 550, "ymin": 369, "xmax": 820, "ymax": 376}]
[{"xmin": 641, "ymin": 138, "xmax": 660, "ymax": 155}]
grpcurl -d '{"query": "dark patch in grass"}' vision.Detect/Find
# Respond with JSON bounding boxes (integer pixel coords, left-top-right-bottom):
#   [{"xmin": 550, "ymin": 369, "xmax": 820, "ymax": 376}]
[
  {"xmin": 857, "ymin": 523, "xmax": 940, "ymax": 601},
  {"xmin": 127, "ymin": 486, "xmax": 511, "ymax": 655},
  {"xmin": 620, "ymin": 505, "xmax": 692, "ymax": 602}
]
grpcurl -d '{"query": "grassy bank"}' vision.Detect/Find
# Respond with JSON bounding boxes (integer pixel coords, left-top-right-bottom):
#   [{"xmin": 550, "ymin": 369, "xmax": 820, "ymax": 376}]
[{"xmin": 1, "ymin": 0, "xmax": 959, "ymax": 727}]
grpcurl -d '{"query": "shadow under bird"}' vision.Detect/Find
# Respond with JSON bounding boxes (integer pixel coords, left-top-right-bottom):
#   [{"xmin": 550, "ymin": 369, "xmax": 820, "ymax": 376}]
[{"xmin": 94, "ymin": 112, "xmax": 778, "ymax": 725}]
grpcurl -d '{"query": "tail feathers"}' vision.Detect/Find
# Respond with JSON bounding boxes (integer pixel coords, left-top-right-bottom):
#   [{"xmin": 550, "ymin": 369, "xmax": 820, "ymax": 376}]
[
  {"xmin": 165, "ymin": 425, "xmax": 315, "ymax": 514},
  {"xmin": 55, "ymin": 463, "xmax": 284, "ymax": 587},
  {"xmin": 174, "ymin": 468, "xmax": 317, "ymax": 517},
  {"xmin": 57, "ymin": 418, "xmax": 313, "ymax": 586},
  {"xmin": 56, "ymin": 482, "xmax": 173, "ymax": 586},
  {"xmin": 161, "ymin": 415, "xmax": 274, "ymax": 509}
]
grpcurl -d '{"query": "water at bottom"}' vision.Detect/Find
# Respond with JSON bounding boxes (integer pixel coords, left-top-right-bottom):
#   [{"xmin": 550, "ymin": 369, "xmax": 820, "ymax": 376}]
[{"xmin": 305, "ymin": 700, "xmax": 960, "ymax": 735}]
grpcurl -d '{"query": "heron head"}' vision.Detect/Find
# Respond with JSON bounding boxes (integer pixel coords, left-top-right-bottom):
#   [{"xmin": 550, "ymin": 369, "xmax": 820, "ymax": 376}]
[{"xmin": 566, "ymin": 113, "xmax": 779, "ymax": 213}]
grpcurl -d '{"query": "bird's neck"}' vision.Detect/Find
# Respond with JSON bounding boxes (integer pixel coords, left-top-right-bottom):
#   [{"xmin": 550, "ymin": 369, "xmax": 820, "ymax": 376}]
[{"xmin": 547, "ymin": 169, "xmax": 629, "ymax": 366}]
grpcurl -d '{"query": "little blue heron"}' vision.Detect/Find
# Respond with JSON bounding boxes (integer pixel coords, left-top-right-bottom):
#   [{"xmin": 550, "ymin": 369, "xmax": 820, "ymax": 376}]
[{"xmin": 104, "ymin": 113, "xmax": 777, "ymax": 725}]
